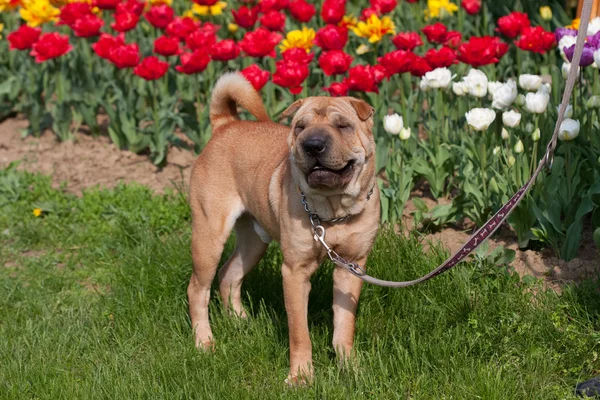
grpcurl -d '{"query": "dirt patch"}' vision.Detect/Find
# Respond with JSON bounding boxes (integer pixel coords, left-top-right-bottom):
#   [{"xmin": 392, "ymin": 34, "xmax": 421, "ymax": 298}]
[
  {"xmin": 0, "ymin": 117, "xmax": 195, "ymax": 193},
  {"xmin": 1, "ymin": 117, "xmax": 598, "ymax": 290}
]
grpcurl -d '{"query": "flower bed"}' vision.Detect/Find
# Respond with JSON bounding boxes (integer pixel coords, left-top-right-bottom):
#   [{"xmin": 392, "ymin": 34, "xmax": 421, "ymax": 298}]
[{"xmin": 1, "ymin": 0, "xmax": 600, "ymax": 260}]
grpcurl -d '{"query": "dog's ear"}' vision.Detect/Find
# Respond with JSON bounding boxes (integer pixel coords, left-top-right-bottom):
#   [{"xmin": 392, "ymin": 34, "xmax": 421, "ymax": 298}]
[
  {"xmin": 348, "ymin": 98, "xmax": 374, "ymax": 121},
  {"xmin": 281, "ymin": 100, "xmax": 303, "ymax": 118}
]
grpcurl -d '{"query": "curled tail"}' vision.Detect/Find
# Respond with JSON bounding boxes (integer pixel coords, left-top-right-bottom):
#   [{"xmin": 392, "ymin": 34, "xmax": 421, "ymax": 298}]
[{"xmin": 209, "ymin": 73, "xmax": 270, "ymax": 131}]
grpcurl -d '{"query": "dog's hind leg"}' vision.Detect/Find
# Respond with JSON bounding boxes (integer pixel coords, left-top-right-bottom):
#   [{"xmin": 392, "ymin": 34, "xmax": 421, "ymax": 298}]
[
  {"xmin": 188, "ymin": 198, "xmax": 243, "ymax": 349},
  {"xmin": 218, "ymin": 214, "xmax": 268, "ymax": 317}
]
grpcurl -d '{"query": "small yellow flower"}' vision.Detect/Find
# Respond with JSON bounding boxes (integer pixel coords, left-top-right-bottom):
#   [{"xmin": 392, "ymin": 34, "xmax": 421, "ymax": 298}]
[
  {"xmin": 351, "ymin": 14, "xmax": 395, "ymax": 43},
  {"xmin": 191, "ymin": 1, "xmax": 227, "ymax": 16},
  {"xmin": 279, "ymin": 26, "xmax": 316, "ymax": 52},
  {"xmin": 356, "ymin": 44, "xmax": 370, "ymax": 55},
  {"xmin": 566, "ymin": 17, "xmax": 580, "ymax": 30},
  {"xmin": 20, "ymin": 0, "xmax": 60, "ymax": 27},
  {"xmin": 339, "ymin": 15, "xmax": 357, "ymax": 29},
  {"xmin": 539, "ymin": 6, "xmax": 552, "ymax": 21},
  {"xmin": 32, "ymin": 208, "xmax": 42, "ymax": 217},
  {"xmin": 425, "ymin": 0, "xmax": 459, "ymax": 19},
  {"xmin": 228, "ymin": 23, "xmax": 238, "ymax": 33}
]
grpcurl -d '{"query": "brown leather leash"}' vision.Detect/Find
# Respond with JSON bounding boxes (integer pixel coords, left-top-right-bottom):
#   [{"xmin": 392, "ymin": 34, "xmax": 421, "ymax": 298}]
[{"xmin": 304, "ymin": 0, "xmax": 594, "ymax": 288}]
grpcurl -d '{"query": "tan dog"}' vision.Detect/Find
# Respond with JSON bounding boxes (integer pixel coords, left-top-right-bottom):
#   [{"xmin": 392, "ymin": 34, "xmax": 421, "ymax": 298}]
[{"xmin": 188, "ymin": 73, "xmax": 380, "ymax": 383}]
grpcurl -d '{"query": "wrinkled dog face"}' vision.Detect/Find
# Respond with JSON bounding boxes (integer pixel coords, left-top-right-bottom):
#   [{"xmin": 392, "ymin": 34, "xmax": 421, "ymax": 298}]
[{"xmin": 283, "ymin": 96, "xmax": 375, "ymax": 191}]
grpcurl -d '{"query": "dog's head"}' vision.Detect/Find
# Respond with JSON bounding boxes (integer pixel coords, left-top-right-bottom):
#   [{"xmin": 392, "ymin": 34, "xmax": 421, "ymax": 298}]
[{"xmin": 283, "ymin": 96, "xmax": 376, "ymax": 195}]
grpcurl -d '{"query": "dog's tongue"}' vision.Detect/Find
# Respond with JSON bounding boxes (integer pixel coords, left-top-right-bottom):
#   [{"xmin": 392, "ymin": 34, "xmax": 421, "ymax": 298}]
[{"xmin": 307, "ymin": 169, "xmax": 345, "ymax": 188}]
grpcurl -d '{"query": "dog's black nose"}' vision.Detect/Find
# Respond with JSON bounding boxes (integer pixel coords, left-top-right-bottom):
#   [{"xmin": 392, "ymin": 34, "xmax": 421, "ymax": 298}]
[{"xmin": 302, "ymin": 135, "xmax": 328, "ymax": 157}]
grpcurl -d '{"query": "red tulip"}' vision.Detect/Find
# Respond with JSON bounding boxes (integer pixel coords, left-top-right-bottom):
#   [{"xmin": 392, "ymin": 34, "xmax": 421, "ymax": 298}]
[
  {"xmin": 515, "ymin": 26, "xmax": 555, "ymax": 54},
  {"xmin": 239, "ymin": 27, "xmax": 282, "ymax": 58},
  {"xmin": 378, "ymin": 50, "xmax": 414, "ymax": 76},
  {"xmin": 461, "ymin": 0, "xmax": 481, "ymax": 15},
  {"xmin": 134, "ymin": 56, "xmax": 169, "ymax": 80},
  {"xmin": 154, "ymin": 35, "xmax": 180, "ymax": 56},
  {"xmin": 392, "ymin": 32, "xmax": 422, "ymax": 51},
  {"xmin": 192, "ymin": 0, "xmax": 219, "ymax": 5},
  {"xmin": 282, "ymin": 48, "xmax": 313, "ymax": 64},
  {"xmin": 424, "ymin": 46, "xmax": 457, "ymax": 68},
  {"xmin": 370, "ymin": 0, "xmax": 396, "ymax": 14},
  {"xmin": 289, "ymin": 0, "xmax": 315, "ymax": 22},
  {"xmin": 315, "ymin": 25, "xmax": 348, "ymax": 50},
  {"xmin": 346, "ymin": 65, "xmax": 378, "ymax": 93},
  {"xmin": 231, "ymin": 6, "xmax": 259, "ymax": 29},
  {"xmin": 273, "ymin": 60, "xmax": 309, "ymax": 94},
  {"xmin": 323, "ymin": 81, "xmax": 349, "ymax": 96},
  {"xmin": 166, "ymin": 17, "xmax": 198, "ymax": 39},
  {"xmin": 93, "ymin": 0, "xmax": 120, "ymax": 10},
  {"xmin": 176, "ymin": 49, "xmax": 211, "ymax": 74},
  {"xmin": 7, "ymin": 25, "xmax": 41, "ymax": 50},
  {"xmin": 92, "ymin": 33, "xmax": 125, "ymax": 59},
  {"xmin": 260, "ymin": 10, "xmax": 286, "ymax": 31},
  {"xmin": 259, "ymin": 0, "xmax": 288, "ymax": 12},
  {"xmin": 409, "ymin": 56, "xmax": 432, "ymax": 77},
  {"xmin": 241, "ymin": 65, "xmax": 270, "ymax": 91},
  {"xmin": 496, "ymin": 11, "xmax": 530, "ymax": 39},
  {"xmin": 210, "ymin": 40, "xmax": 240, "ymax": 61},
  {"xmin": 360, "ymin": 8, "xmax": 379, "ymax": 20},
  {"xmin": 422, "ymin": 22, "xmax": 447, "ymax": 44},
  {"xmin": 321, "ymin": 0, "xmax": 345, "ymax": 24},
  {"xmin": 186, "ymin": 28, "xmax": 217, "ymax": 50},
  {"xmin": 111, "ymin": 11, "xmax": 139, "ymax": 32},
  {"xmin": 30, "ymin": 32, "xmax": 72, "ymax": 63},
  {"xmin": 117, "ymin": 0, "xmax": 144, "ymax": 15},
  {"xmin": 372, "ymin": 64, "xmax": 387, "ymax": 84},
  {"xmin": 108, "ymin": 43, "xmax": 140, "ymax": 68},
  {"xmin": 443, "ymin": 30, "xmax": 462, "ymax": 48},
  {"xmin": 145, "ymin": 4, "xmax": 174, "ymax": 29},
  {"xmin": 72, "ymin": 13, "xmax": 104, "ymax": 37},
  {"xmin": 457, "ymin": 36, "xmax": 508, "ymax": 67},
  {"xmin": 58, "ymin": 2, "xmax": 91, "ymax": 27},
  {"xmin": 319, "ymin": 50, "xmax": 352, "ymax": 76}
]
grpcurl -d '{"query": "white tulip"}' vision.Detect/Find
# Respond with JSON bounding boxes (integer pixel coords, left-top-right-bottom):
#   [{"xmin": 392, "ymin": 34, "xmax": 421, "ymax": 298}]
[
  {"xmin": 514, "ymin": 140, "xmax": 524, "ymax": 154},
  {"xmin": 493, "ymin": 146, "xmax": 501, "ymax": 156},
  {"xmin": 594, "ymin": 49, "xmax": 600, "ymax": 69},
  {"xmin": 525, "ymin": 122, "xmax": 535, "ymax": 133},
  {"xmin": 539, "ymin": 83, "xmax": 551, "ymax": 94},
  {"xmin": 558, "ymin": 36, "xmax": 577, "ymax": 61},
  {"xmin": 587, "ymin": 16, "xmax": 600, "ymax": 36},
  {"xmin": 525, "ymin": 91, "xmax": 550, "ymax": 114},
  {"xmin": 487, "ymin": 81, "xmax": 503, "ymax": 95},
  {"xmin": 399, "ymin": 127, "xmax": 411, "ymax": 141},
  {"xmin": 383, "ymin": 113, "xmax": 404, "ymax": 135},
  {"xmin": 558, "ymin": 118, "xmax": 580, "ymax": 141},
  {"xmin": 492, "ymin": 80, "xmax": 518, "ymax": 109},
  {"xmin": 419, "ymin": 78, "xmax": 430, "ymax": 92},
  {"xmin": 465, "ymin": 108, "xmax": 496, "ymax": 131},
  {"xmin": 561, "ymin": 62, "xmax": 580, "ymax": 79},
  {"xmin": 556, "ymin": 104, "xmax": 573, "ymax": 118},
  {"xmin": 518, "ymin": 74, "xmax": 543, "ymax": 91},
  {"xmin": 502, "ymin": 110, "xmax": 521, "ymax": 127},
  {"xmin": 422, "ymin": 67, "xmax": 453, "ymax": 89},
  {"xmin": 501, "ymin": 128, "xmax": 510, "ymax": 140},
  {"xmin": 532, "ymin": 128, "xmax": 541, "ymax": 142},
  {"xmin": 463, "ymin": 69, "xmax": 488, "ymax": 98},
  {"xmin": 452, "ymin": 81, "xmax": 468, "ymax": 96}
]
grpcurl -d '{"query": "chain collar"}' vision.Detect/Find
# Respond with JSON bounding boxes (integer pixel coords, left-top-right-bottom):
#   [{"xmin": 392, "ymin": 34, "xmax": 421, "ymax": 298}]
[{"xmin": 299, "ymin": 185, "xmax": 374, "ymax": 225}]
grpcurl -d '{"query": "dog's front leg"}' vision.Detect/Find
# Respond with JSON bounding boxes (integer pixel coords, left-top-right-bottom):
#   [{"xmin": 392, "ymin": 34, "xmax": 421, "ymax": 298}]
[
  {"xmin": 282, "ymin": 261, "xmax": 318, "ymax": 385},
  {"xmin": 332, "ymin": 258, "xmax": 365, "ymax": 364}
]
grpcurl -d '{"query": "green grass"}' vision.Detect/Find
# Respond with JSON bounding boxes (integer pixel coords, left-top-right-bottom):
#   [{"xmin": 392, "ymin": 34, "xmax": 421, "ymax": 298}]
[{"xmin": 1, "ymin": 163, "xmax": 600, "ymax": 399}]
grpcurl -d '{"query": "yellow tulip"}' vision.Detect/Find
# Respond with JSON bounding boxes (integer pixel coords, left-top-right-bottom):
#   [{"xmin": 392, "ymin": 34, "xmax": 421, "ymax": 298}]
[
  {"xmin": 228, "ymin": 23, "xmax": 238, "ymax": 33},
  {"xmin": 339, "ymin": 15, "xmax": 357, "ymax": 29},
  {"xmin": 539, "ymin": 6, "xmax": 552, "ymax": 21},
  {"xmin": 0, "ymin": 23, "xmax": 3, "ymax": 40},
  {"xmin": 191, "ymin": 2, "xmax": 227, "ymax": 16},
  {"xmin": 566, "ymin": 17, "xmax": 580, "ymax": 30},
  {"xmin": 356, "ymin": 44, "xmax": 370, "ymax": 55},
  {"xmin": 0, "ymin": 0, "xmax": 20, "ymax": 12},
  {"xmin": 19, "ymin": 0, "xmax": 60, "ymax": 27},
  {"xmin": 425, "ymin": 0, "xmax": 458, "ymax": 19},
  {"xmin": 149, "ymin": 0, "xmax": 172, "ymax": 6},
  {"xmin": 279, "ymin": 26, "xmax": 316, "ymax": 53},
  {"xmin": 351, "ymin": 14, "xmax": 395, "ymax": 43}
]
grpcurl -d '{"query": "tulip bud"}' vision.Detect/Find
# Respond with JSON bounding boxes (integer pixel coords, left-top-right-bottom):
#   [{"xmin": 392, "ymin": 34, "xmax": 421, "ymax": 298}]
[
  {"xmin": 561, "ymin": 62, "xmax": 579, "ymax": 79},
  {"xmin": 540, "ymin": 6, "xmax": 552, "ymax": 21},
  {"xmin": 516, "ymin": 94, "xmax": 526, "ymax": 106},
  {"xmin": 489, "ymin": 177, "xmax": 500, "ymax": 193},
  {"xmin": 514, "ymin": 140, "xmax": 524, "ymax": 154},
  {"xmin": 586, "ymin": 95, "xmax": 600, "ymax": 109},
  {"xmin": 558, "ymin": 118, "xmax": 580, "ymax": 141},
  {"xmin": 525, "ymin": 122, "xmax": 535, "ymax": 133},
  {"xmin": 532, "ymin": 128, "xmax": 541, "ymax": 142},
  {"xmin": 399, "ymin": 127, "xmax": 411, "ymax": 140},
  {"xmin": 383, "ymin": 113, "xmax": 404, "ymax": 135},
  {"xmin": 556, "ymin": 104, "xmax": 573, "ymax": 118},
  {"xmin": 501, "ymin": 128, "xmax": 510, "ymax": 140},
  {"xmin": 228, "ymin": 23, "xmax": 239, "ymax": 33},
  {"xmin": 508, "ymin": 155, "xmax": 516, "ymax": 167},
  {"xmin": 356, "ymin": 44, "xmax": 370, "ymax": 55},
  {"xmin": 493, "ymin": 146, "xmax": 501, "ymax": 155}
]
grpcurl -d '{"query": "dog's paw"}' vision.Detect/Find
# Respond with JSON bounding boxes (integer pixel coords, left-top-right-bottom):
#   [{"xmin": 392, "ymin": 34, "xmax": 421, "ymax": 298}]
[
  {"xmin": 284, "ymin": 374, "xmax": 311, "ymax": 387},
  {"xmin": 195, "ymin": 338, "xmax": 216, "ymax": 352}
]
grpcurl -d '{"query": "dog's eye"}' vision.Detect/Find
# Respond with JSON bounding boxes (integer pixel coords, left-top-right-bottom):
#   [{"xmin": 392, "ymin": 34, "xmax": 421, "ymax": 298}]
[
  {"xmin": 294, "ymin": 125, "xmax": 305, "ymax": 133},
  {"xmin": 337, "ymin": 123, "xmax": 352, "ymax": 131}
]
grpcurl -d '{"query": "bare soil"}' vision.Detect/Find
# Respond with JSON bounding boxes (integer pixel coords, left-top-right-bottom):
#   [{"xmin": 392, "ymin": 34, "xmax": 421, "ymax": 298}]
[{"xmin": 1, "ymin": 116, "xmax": 598, "ymax": 291}]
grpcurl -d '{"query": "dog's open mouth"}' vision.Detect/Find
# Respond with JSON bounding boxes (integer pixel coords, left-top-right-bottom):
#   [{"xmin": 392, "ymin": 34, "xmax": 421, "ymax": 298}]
[{"xmin": 306, "ymin": 160, "xmax": 355, "ymax": 188}]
